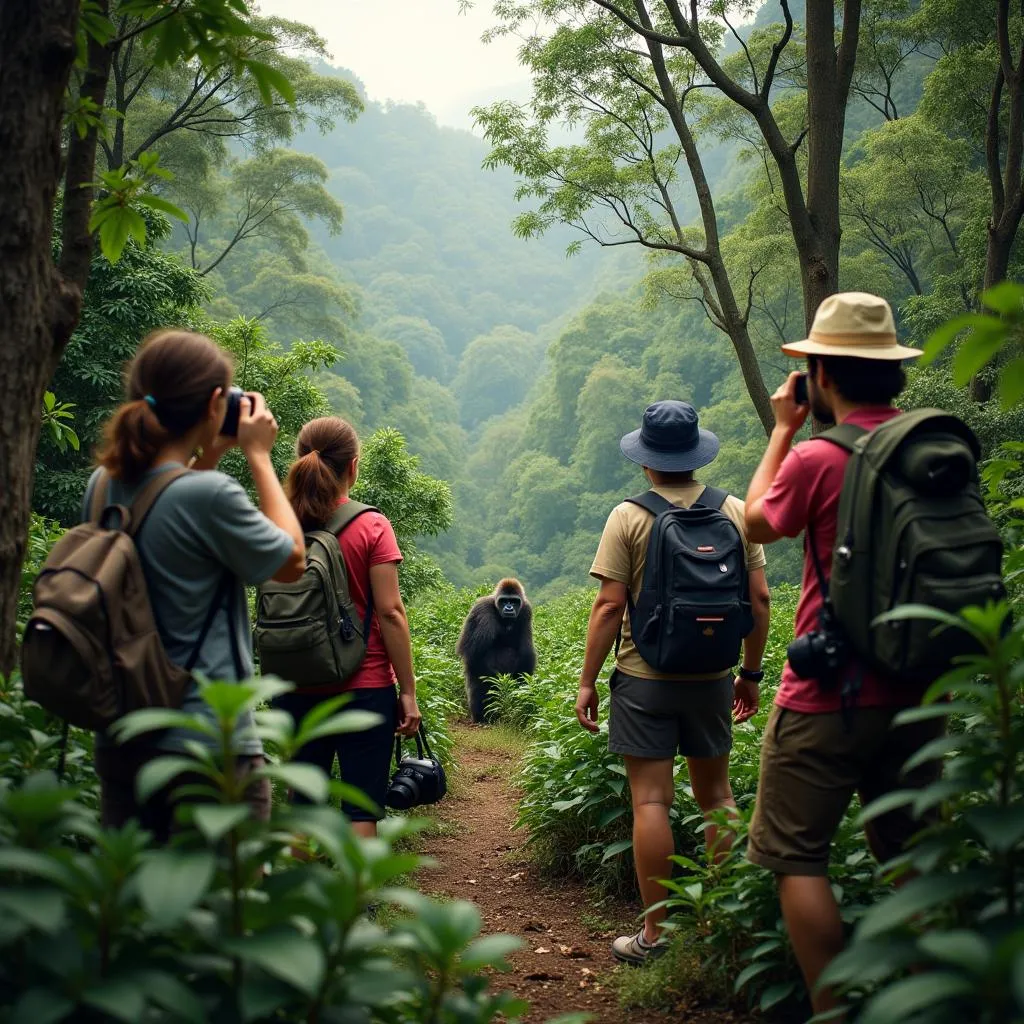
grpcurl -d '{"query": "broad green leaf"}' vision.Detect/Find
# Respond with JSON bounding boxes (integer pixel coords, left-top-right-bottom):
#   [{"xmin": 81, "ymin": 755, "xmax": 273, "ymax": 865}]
[
  {"xmin": 892, "ymin": 701, "xmax": 975, "ymax": 725},
  {"xmin": 137, "ymin": 193, "xmax": 189, "ymax": 222},
  {"xmin": 952, "ymin": 325, "xmax": 1007, "ymax": 386},
  {"xmin": 9, "ymin": 989, "xmax": 75, "ymax": 1024},
  {"xmin": 918, "ymin": 931, "xmax": 990, "ymax": 975},
  {"xmin": 760, "ymin": 981, "xmax": 796, "ymax": 1011},
  {"xmin": 856, "ymin": 789, "xmax": 917, "ymax": 826},
  {"xmin": 598, "ymin": 805, "xmax": 627, "ymax": 827},
  {"xmin": 136, "ymin": 851, "xmax": 215, "ymax": 927},
  {"xmin": 136, "ymin": 755, "xmax": 209, "ymax": 804},
  {"xmin": 0, "ymin": 887, "xmax": 65, "ymax": 933},
  {"xmin": 109, "ymin": 708, "xmax": 215, "ymax": 743},
  {"xmin": 222, "ymin": 929, "xmax": 326, "ymax": 997},
  {"xmin": 980, "ymin": 280, "xmax": 1024, "ymax": 315},
  {"xmin": 965, "ymin": 806, "xmax": 1024, "ymax": 852},
  {"xmin": 460, "ymin": 934, "xmax": 523, "ymax": 971},
  {"xmin": 82, "ymin": 977, "xmax": 147, "ymax": 1023},
  {"xmin": 133, "ymin": 970, "xmax": 206, "ymax": 1024},
  {"xmin": 921, "ymin": 313, "xmax": 989, "ymax": 365},
  {"xmin": 260, "ymin": 762, "xmax": 329, "ymax": 804},
  {"xmin": 999, "ymin": 355, "xmax": 1024, "ymax": 410},
  {"xmin": 856, "ymin": 871, "xmax": 988, "ymax": 940},
  {"xmin": 734, "ymin": 959, "xmax": 773, "ymax": 993},
  {"xmin": 0, "ymin": 849, "xmax": 75, "ymax": 886},
  {"xmin": 295, "ymin": 709, "xmax": 385, "ymax": 747},
  {"xmin": 192, "ymin": 803, "xmax": 250, "ymax": 843},
  {"xmin": 601, "ymin": 838, "xmax": 632, "ymax": 862},
  {"xmin": 859, "ymin": 971, "xmax": 974, "ymax": 1024},
  {"xmin": 327, "ymin": 779, "xmax": 381, "ymax": 816},
  {"xmin": 902, "ymin": 733, "xmax": 967, "ymax": 772}
]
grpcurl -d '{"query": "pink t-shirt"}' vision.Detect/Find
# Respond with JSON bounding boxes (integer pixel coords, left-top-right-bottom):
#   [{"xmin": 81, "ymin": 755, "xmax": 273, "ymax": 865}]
[
  {"xmin": 761, "ymin": 407, "xmax": 927, "ymax": 714},
  {"xmin": 320, "ymin": 499, "xmax": 403, "ymax": 692}
]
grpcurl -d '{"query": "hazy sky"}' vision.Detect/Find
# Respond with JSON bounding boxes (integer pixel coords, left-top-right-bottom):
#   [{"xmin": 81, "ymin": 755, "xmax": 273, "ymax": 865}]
[{"xmin": 257, "ymin": 1, "xmax": 532, "ymax": 132}]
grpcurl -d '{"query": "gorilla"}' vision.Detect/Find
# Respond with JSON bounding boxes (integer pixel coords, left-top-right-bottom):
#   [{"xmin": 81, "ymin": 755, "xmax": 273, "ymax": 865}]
[{"xmin": 456, "ymin": 578, "xmax": 537, "ymax": 723}]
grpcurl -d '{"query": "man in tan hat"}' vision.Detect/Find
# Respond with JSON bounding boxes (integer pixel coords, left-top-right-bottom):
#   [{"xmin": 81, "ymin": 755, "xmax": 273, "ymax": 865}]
[{"xmin": 742, "ymin": 293, "xmax": 941, "ymax": 1014}]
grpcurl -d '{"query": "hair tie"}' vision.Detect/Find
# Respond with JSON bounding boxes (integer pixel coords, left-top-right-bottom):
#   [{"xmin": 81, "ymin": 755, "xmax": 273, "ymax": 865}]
[{"xmin": 143, "ymin": 395, "xmax": 157, "ymax": 409}]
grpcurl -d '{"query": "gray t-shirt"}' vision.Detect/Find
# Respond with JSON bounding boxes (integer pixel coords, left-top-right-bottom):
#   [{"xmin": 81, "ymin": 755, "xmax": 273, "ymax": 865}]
[{"xmin": 83, "ymin": 464, "xmax": 295, "ymax": 755}]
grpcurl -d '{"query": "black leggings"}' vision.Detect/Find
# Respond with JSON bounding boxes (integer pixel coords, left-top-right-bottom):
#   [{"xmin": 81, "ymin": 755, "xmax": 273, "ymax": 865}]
[{"xmin": 272, "ymin": 687, "xmax": 398, "ymax": 822}]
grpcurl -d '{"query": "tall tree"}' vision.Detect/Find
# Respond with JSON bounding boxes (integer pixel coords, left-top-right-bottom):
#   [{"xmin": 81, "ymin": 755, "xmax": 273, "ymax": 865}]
[
  {"xmin": 0, "ymin": 0, "xmax": 295, "ymax": 675},
  {"xmin": 475, "ymin": 10, "xmax": 776, "ymax": 432},
  {"xmin": 489, "ymin": 0, "xmax": 865, "ymax": 329}
]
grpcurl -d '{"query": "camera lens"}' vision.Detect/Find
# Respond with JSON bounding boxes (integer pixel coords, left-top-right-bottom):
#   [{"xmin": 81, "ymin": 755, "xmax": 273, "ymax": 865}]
[{"xmin": 220, "ymin": 386, "xmax": 244, "ymax": 437}]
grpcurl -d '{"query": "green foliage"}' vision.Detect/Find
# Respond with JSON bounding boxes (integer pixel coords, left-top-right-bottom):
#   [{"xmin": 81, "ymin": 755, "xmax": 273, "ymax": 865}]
[
  {"xmin": 352, "ymin": 429, "xmax": 455, "ymax": 602},
  {"xmin": 821, "ymin": 602, "xmax": 1024, "ymax": 1023},
  {"xmin": 204, "ymin": 316, "xmax": 337, "ymax": 487},
  {"xmin": 921, "ymin": 281, "xmax": 1024, "ymax": 410},
  {"xmin": 0, "ymin": 677, "xmax": 525, "ymax": 1023},
  {"xmin": 38, "ymin": 213, "xmax": 208, "ymax": 524},
  {"xmin": 39, "ymin": 393, "xmax": 79, "ymax": 457}
]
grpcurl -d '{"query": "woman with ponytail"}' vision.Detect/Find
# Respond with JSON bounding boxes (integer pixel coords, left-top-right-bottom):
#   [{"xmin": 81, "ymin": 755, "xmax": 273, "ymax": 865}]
[
  {"xmin": 277, "ymin": 416, "xmax": 421, "ymax": 838},
  {"xmin": 87, "ymin": 329, "xmax": 306, "ymax": 841}
]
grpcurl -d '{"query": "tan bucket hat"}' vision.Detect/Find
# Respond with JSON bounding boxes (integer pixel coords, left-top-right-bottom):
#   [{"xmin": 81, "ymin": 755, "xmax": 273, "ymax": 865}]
[{"xmin": 782, "ymin": 291, "xmax": 922, "ymax": 360}]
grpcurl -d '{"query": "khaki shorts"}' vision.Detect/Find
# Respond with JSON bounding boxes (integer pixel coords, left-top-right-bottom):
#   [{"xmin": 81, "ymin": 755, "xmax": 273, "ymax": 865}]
[{"xmin": 747, "ymin": 705, "xmax": 943, "ymax": 877}]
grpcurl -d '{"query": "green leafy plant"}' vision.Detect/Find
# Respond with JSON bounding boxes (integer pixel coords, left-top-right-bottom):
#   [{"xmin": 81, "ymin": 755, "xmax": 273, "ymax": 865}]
[
  {"xmin": 0, "ymin": 676, "xmax": 526, "ymax": 1023},
  {"xmin": 39, "ymin": 392, "xmax": 79, "ymax": 456},
  {"xmin": 922, "ymin": 281, "xmax": 1024, "ymax": 409},
  {"xmin": 821, "ymin": 600, "xmax": 1024, "ymax": 1023}
]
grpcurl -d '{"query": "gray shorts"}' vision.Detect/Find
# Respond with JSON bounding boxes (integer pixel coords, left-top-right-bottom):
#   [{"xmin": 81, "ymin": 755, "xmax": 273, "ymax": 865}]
[{"xmin": 608, "ymin": 669, "xmax": 733, "ymax": 760}]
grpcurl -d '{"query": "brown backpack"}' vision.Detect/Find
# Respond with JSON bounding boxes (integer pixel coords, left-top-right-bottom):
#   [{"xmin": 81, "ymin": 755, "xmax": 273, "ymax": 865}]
[{"xmin": 21, "ymin": 468, "xmax": 224, "ymax": 731}]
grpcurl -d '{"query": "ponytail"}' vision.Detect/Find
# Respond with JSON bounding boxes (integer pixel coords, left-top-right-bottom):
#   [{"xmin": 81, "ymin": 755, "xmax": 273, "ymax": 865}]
[
  {"xmin": 286, "ymin": 417, "xmax": 360, "ymax": 530},
  {"xmin": 97, "ymin": 329, "xmax": 233, "ymax": 483},
  {"xmin": 99, "ymin": 400, "xmax": 173, "ymax": 484}
]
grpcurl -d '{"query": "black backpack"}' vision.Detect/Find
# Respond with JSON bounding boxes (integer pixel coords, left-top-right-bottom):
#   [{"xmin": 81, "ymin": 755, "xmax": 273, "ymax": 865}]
[
  {"xmin": 624, "ymin": 488, "xmax": 754, "ymax": 676},
  {"xmin": 821, "ymin": 409, "xmax": 1005, "ymax": 682}
]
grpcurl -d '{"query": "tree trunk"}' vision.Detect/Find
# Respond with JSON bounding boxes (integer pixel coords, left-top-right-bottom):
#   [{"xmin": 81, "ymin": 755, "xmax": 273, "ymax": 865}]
[
  {"xmin": 0, "ymin": 1, "xmax": 81, "ymax": 675},
  {"xmin": 800, "ymin": 0, "xmax": 859, "ymax": 331}
]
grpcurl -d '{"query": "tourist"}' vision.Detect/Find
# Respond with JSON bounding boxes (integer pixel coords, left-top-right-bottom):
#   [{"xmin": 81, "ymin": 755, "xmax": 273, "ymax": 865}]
[
  {"xmin": 576, "ymin": 400, "xmax": 771, "ymax": 964},
  {"xmin": 272, "ymin": 417, "xmax": 422, "ymax": 838},
  {"xmin": 88, "ymin": 329, "xmax": 305, "ymax": 842},
  {"xmin": 743, "ymin": 292, "xmax": 938, "ymax": 1014}
]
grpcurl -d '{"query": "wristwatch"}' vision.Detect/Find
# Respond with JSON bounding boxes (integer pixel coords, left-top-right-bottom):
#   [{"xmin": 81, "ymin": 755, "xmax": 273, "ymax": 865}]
[{"xmin": 738, "ymin": 667, "xmax": 764, "ymax": 683}]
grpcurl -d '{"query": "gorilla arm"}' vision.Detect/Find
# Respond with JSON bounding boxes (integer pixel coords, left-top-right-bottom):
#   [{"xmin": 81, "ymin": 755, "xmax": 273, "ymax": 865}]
[{"xmin": 456, "ymin": 596, "xmax": 503, "ymax": 676}]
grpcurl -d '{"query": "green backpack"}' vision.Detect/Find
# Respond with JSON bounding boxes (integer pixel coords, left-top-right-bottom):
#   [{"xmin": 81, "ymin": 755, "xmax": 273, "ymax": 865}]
[
  {"xmin": 821, "ymin": 408, "xmax": 1005, "ymax": 683},
  {"xmin": 254, "ymin": 502, "xmax": 378, "ymax": 687}
]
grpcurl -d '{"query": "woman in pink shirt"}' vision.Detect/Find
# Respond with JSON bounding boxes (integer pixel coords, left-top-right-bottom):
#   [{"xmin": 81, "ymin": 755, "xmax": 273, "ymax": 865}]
[{"xmin": 275, "ymin": 417, "xmax": 421, "ymax": 837}]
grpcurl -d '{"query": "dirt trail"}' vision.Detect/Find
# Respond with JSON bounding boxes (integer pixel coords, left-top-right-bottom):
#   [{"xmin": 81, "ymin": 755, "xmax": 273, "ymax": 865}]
[{"xmin": 417, "ymin": 725, "xmax": 745, "ymax": 1023}]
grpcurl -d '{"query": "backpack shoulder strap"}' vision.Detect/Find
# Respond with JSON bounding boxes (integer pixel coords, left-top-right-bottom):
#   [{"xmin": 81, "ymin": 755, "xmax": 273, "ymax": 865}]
[
  {"xmin": 694, "ymin": 485, "xmax": 729, "ymax": 511},
  {"xmin": 126, "ymin": 467, "xmax": 192, "ymax": 537},
  {"xmin": 88, "ymin": 472, "xmax": 111, "ymax": 523},
  {"xmin": 325, "ymin": 500, "xmax": 380, "ymax": 536},
  {"xmin": 623, "ymin": 490, "xmax": 676, "ymax": 517},
  {"xmin": 816, "ymin": 422, "xmax": 869, "ymax": 454}
]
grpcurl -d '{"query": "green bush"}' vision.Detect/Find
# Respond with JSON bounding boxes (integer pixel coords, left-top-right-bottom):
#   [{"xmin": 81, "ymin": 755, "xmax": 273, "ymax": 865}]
[
  {"xmin": 0, "ymin": 677, "xmax": 526, "ymax": 1023},
  {"xmin": 822, "ymin": 601, "xmax": 1024, "ymax": 1023}
]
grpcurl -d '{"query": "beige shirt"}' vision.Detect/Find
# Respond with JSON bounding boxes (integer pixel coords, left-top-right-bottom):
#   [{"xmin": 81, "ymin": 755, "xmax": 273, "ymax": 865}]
[{"xmin": 590, "ymin": 482, "xmax": 767, "ymax": 680}]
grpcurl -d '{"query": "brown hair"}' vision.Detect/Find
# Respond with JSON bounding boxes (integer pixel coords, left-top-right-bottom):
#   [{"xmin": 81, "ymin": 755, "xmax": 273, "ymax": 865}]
[
  {"xmin": 286, "ymin": 417, "xmax": 360, "ymax": 529},
  {"xmin": 97, "ymin": 329, "xmax": 233, "ymax": 483}
]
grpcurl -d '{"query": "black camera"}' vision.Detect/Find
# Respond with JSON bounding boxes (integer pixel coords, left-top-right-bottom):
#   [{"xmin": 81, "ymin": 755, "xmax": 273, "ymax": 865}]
[
  {"xmin": 787, "ymin": 603, "xmax": 848, "ymax": 686},
  {"xmin": 385, "ymin": 726, "xmax": 447, "ymax": 810},
  {"xmin": 220, "ymin": 386, "xmax": 245, "ymax": 437},
  {"xmin": 794, "ymin": 372, "xmax": 809, "ymax": 406}
]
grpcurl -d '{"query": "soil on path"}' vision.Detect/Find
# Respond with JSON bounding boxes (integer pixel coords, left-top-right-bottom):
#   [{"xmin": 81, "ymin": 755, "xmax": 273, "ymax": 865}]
[{"xmin": 417, "ymin": 724, "xmax": 747, "ymax": 1024}]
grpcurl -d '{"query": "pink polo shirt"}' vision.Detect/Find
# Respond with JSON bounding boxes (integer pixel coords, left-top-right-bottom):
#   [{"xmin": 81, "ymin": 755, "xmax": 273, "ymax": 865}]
[{"xmin": 761, "ymin": 407, "xmax": 928, "ymax": 714}]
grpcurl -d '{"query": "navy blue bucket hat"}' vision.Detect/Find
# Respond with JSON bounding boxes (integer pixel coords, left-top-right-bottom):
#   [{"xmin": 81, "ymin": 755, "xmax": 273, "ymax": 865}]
[{"xmin": 619, "ymin": 400, "xmax": 720, "ymax": 472}]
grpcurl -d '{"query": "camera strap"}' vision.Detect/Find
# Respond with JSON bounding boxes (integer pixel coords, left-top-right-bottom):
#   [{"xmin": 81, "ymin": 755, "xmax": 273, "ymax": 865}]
[
  {"xmin": 805, "ymin": 524, "xmax": 860, "ymax": 730},
  {"xmin": 393, "ymin": 723, "xmax": 436, "ymax": 769}
]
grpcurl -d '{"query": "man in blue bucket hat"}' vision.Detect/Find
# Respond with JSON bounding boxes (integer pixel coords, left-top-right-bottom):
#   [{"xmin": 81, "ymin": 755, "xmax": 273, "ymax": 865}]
[{"xmin": 577, "ymin": 400, "xmax": 772, "ymax": 964}]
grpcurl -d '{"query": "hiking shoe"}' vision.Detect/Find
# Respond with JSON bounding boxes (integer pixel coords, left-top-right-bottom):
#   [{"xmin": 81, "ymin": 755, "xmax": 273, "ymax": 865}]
[{"xmin": 611, "ymin": 928, "xmax": 667, "ymax": 965}]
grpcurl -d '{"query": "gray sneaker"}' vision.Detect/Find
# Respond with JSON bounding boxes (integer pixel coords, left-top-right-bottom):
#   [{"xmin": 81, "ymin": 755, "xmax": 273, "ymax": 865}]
[{"xmin": 611, "ymin": 928, "xmax": 667, "ymax": 965}]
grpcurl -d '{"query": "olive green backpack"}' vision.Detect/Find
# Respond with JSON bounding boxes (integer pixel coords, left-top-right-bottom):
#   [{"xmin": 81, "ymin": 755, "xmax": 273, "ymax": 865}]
[
  {"xmin": 255, "ymin": 502, "xmax": 378, "ymax": 687},
  {"xmin": 821, "ymin": 408, "xmax": 1005, "ymax": 683}
]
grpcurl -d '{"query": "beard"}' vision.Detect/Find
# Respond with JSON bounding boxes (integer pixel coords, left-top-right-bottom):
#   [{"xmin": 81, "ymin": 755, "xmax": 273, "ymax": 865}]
[{"xmin": 809, "ymin": 389, "xmax": 836, "ymax": 426}]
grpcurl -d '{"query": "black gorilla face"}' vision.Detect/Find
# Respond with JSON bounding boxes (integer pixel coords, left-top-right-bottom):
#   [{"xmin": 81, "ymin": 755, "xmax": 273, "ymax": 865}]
[{"xmin": 496, "ymin": 595, "xmax": 522, "ymax": 620}]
